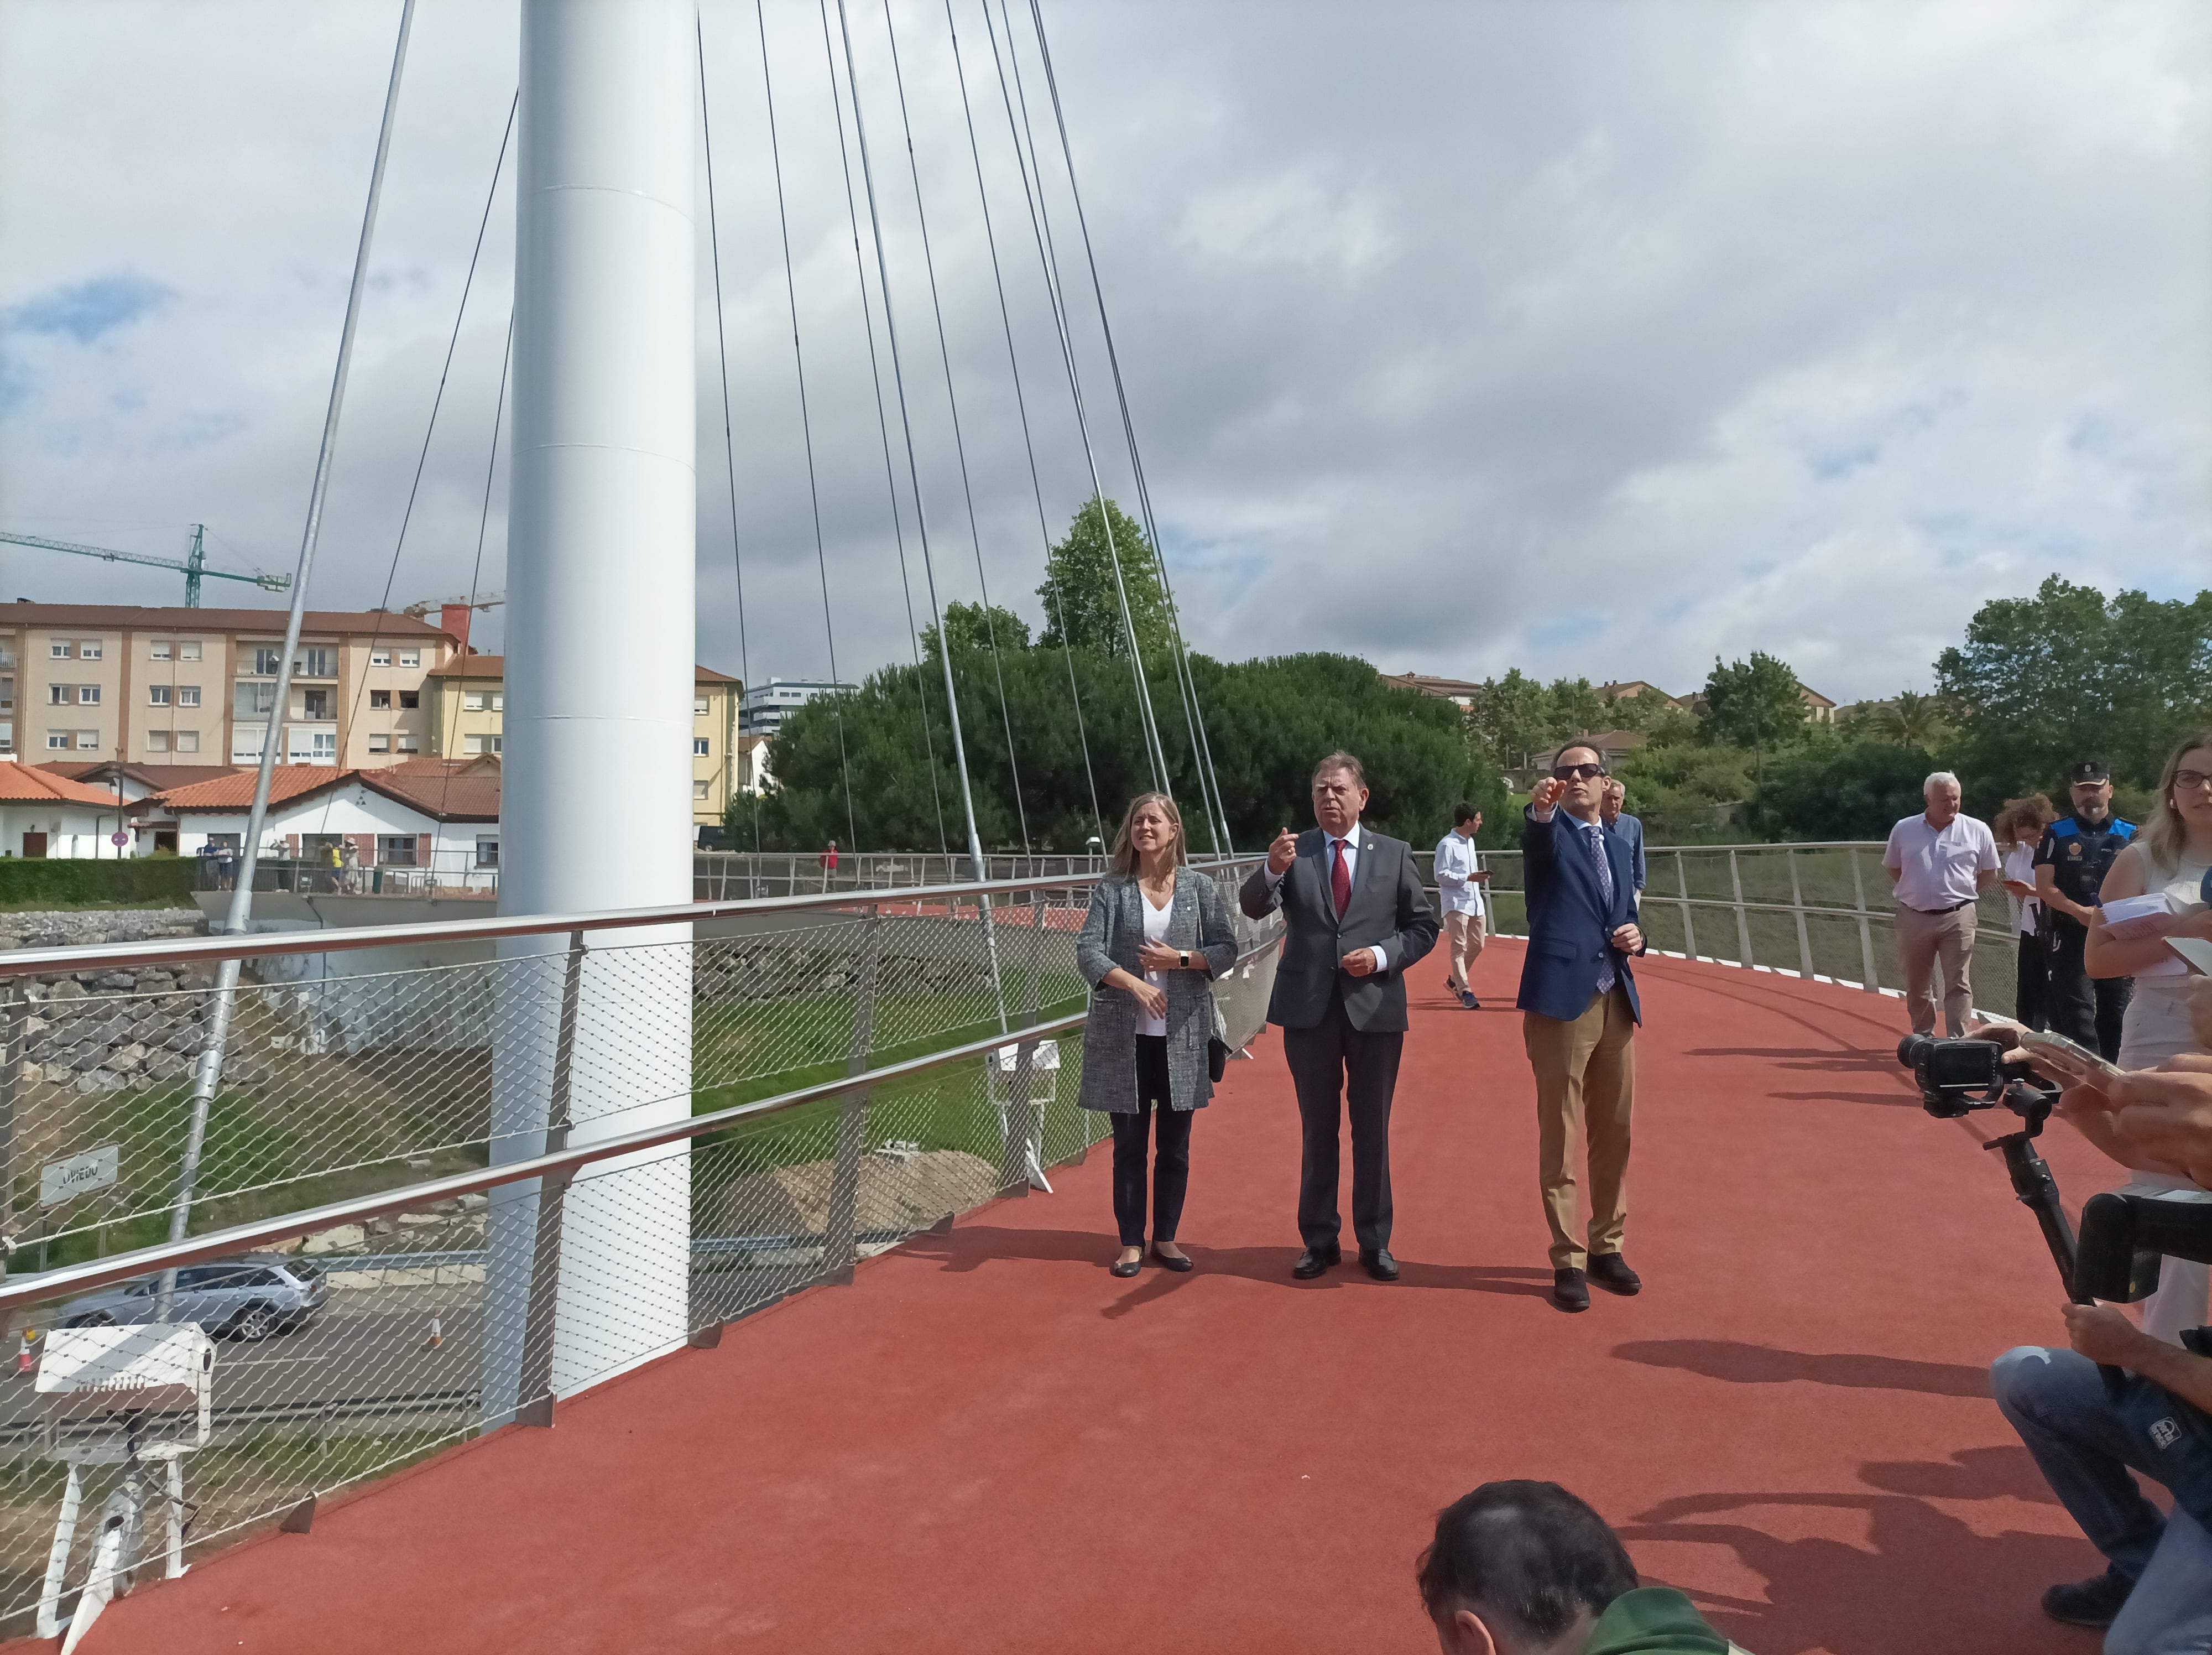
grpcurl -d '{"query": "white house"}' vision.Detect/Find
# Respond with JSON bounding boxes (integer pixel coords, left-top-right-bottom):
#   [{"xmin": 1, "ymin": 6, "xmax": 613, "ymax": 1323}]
[
  {"xmin": 142, "ymin": 759, "xmax": 502, "ymax": 889},
  {"xmin": 1, "ymin": 757, "xmax": 127, "ymax": 858}
]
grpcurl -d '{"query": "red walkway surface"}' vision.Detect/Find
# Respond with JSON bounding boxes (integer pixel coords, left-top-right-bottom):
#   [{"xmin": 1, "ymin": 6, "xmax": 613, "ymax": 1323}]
[{"xmin": 69, "ymin": 944, "xmax": 2122, "ymax": 1655}]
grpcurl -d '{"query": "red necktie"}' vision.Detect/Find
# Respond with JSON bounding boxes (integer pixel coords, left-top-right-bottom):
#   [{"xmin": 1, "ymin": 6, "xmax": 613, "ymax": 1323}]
[{"xmin": 1331, "ymin": 836, "xmax": 1352, "ymax": 917}]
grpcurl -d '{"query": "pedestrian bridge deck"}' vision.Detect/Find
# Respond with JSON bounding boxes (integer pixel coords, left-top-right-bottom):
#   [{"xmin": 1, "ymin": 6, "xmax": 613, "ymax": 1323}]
[{"xmin": 59, "ymin": 944, "xmax": 2104, "ymax": 1655}]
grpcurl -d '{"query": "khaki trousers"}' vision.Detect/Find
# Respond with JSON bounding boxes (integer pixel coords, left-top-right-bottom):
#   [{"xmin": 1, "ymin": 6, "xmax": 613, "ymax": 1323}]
[
  {"xmin": 1524, "ymin": 983, "xmax": 1636, "ymax": 1271},
  {"xmin": 1444, "ymin": 909, "xmax": 1486, "ymax": 991},
  {"xmin": 1894, "ymin": 902, "xmax": 1977, "ymax": 1038}
]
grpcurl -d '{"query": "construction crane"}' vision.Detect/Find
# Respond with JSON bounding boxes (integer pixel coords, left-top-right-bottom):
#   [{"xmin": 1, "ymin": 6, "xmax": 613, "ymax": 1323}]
[
  {"xmin": 1, "ymin": 524, "xmax": 290, "ymax": 608},
  {"xmin": 401, "ymin": 590, "xmax": 505, "ymax": 620}
]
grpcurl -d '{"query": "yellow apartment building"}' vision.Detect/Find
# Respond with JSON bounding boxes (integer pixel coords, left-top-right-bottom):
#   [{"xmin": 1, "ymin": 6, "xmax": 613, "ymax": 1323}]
[
  {"xmin": 424, "ymin": 658, "xmax": 740, "ymax": 829},
  {"xmin": 0, "ymin": 603, "xmax": 459, "ymax": 769}
]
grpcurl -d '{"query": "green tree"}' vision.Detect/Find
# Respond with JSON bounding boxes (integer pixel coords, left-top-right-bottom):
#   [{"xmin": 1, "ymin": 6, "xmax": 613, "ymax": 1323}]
[
  {"xmin": 921, "ymin": 600, "xmax": 1032, "ymax": 658},
  {"xmin": 1703, "ymin": 652, "xmax": 1807, "ymax": 756},
  {"xmin": 1467, "ymin": 669, "xmax": 1554, "ymax": 769},
  {"xmin": 1547, "ymin": 677, "xmax": 1607, "ymax": 741},
  {"xmin": 1935, "ymin": 575, "xmax": 2212, "ymax": 793},
  {"xmin": 1747, "ymin": 738, "xmax": 1941, "ymax": 841},
  {"xmin": 1859, "ymin": 690, "xmax": 1950, "ymax": 748},
  {"xmin": 1035, "ymin": 495, "xmax": 1172, "ymax": 660}
]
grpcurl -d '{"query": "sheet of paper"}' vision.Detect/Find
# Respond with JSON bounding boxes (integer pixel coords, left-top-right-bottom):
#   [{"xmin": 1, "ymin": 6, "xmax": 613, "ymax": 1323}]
[
  {"xmin": 2101, "ymin": 890, "xmax": 2182, "ymax": 941},
  {"xmin": 2166, "ymin": 934, "xmax": 2212, "ymax": 976}
]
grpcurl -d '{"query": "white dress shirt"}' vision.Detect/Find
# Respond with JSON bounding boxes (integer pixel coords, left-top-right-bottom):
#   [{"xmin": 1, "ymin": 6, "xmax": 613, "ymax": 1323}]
[
  {"xmin": 1137, "ymin": 889, "xmax": 1171, "ymax": 1035},
  {"xmin": 1884, "ymin": 812, "xmax": 1999, "ymax": 911},
  {"xmin": 1266, "ymin": 823, "xmax": 1390, "ymax": 971},
  {"xmin": 1433, "ymin": 829, "xmax": 1485, "ymax": 917}
]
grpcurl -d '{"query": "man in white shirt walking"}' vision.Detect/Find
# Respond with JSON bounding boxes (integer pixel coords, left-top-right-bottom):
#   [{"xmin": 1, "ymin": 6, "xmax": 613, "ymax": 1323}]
[
  {"xmin": 1434, "ymin": 804, "xmax": 1489, "ymax": 1009},
  {"xmin": 1882, "ymin": 771, "xmax": 2001, "ymax": 1038}
]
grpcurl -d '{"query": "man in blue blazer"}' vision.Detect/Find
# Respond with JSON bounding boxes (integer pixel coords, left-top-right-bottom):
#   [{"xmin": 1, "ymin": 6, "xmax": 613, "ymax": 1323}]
[{"xmin": 1519, "ymin": 744, "xmax": 1647, "ymax": 1313}]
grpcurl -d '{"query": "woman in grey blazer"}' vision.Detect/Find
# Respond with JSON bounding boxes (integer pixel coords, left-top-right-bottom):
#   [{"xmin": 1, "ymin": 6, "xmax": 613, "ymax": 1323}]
[{"xmin": 1077, "ymin": 792, "xmax": 1239, "ymax": 1277}]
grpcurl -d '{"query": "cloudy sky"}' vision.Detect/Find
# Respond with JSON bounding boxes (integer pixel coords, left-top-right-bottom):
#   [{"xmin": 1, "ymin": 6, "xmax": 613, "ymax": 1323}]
[{"xmin": 3, "ymin": 0, "xmax": 2207, "ymax": 706}]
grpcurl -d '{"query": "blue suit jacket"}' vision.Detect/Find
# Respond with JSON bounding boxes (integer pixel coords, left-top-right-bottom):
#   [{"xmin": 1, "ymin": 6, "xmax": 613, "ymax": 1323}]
[{"xmin": 1516, "ymin": 808, "xmax": 1645, "ymax": 1024}]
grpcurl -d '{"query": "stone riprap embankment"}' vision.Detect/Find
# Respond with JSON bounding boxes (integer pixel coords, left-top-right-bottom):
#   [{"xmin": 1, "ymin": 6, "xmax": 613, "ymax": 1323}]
[{"xmin": 1, "ymin": 908, "xmax": 213, "ymax": 1092}]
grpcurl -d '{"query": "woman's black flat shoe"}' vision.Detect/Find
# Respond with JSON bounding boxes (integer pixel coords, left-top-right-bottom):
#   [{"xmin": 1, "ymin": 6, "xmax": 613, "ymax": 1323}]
[
  {"xmin": 1151, "ymin": 1248, "xmax": 1195, "ymax": 1273},
  {"xmin": 1110, "ymin": 1257, "xmax": 1141, "ymax": 1278}
]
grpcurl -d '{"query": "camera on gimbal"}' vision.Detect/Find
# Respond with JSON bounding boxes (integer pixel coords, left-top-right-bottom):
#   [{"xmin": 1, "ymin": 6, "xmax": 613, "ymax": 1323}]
[{"xmin": 1896, "ymin": 1033, "xmax": 2052, "ymax": 1121}]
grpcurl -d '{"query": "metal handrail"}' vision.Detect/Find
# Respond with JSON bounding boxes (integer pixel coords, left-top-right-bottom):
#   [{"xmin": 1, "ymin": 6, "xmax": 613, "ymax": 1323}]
[{"xmin": 0, "ymin": 856, "xmax": 1262, "ymax": 980}]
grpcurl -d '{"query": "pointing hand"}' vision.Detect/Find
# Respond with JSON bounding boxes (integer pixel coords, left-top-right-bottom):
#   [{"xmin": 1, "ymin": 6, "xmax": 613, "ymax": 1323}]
[{"xmin": 1269, "ymin": 827, "xmax": 1297, "ymax": 876}]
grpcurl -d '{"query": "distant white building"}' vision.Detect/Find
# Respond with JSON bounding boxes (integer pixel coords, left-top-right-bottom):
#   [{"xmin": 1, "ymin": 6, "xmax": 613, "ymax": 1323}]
[
  {"xmin": 1, "ymin": 758, "xmax": 127, "ymax": 858},
  {"xmin": 738, "ymin": 677, "xmax": 854, "ymax": 737}
]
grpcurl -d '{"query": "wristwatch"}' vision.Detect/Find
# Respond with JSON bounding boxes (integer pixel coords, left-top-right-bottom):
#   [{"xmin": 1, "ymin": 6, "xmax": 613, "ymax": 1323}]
[{"xmin": 1178, "ymin": 950, "xmax": 1189, "ymax": 969}]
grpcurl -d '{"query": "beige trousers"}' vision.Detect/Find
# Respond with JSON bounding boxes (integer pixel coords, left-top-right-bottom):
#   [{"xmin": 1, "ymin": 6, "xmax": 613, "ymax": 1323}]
[
  {"xmin": 1523, "ymin": 983, "xmax": 1636, "ymax": 1271},
  {"xmin": 1443, "ymin": 909, "xmax": 1486, "ymax": 990},
  {"xmin": 1894, "ymin": 902, "xmax": 1977, "ymax": 1038}
]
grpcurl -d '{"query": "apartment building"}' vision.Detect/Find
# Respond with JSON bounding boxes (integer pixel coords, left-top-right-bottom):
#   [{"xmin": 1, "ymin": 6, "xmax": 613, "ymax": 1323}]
[
  {"xmin": 0, "ymin": 603, "xmax": 458, "ymax": 769},
  {"xmin": 424, "ymin": 657, "xmax": 742, "ymax": 828},
  {"xmin": 738, "ymin": 676, "xmax": 855, "ymax": 736}
]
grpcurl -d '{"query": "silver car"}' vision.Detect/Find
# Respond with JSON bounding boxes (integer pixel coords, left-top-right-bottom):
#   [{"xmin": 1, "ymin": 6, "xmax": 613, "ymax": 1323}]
[{"xmin": 59, "ymin": 1255, "xmax": 327, "ymax": 1342}]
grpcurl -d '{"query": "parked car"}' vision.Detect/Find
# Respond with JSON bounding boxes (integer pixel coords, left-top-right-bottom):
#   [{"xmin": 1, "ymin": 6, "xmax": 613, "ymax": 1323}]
[{"xmin": 59, "ymin": 1255, "xmax": 327, "ymax": 1342}]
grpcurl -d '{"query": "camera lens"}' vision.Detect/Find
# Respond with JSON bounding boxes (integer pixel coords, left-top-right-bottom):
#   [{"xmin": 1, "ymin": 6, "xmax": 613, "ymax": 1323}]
[{"xmin": 1897, "ymin": 1034, "xmax": 1932, "ymax": 1068}]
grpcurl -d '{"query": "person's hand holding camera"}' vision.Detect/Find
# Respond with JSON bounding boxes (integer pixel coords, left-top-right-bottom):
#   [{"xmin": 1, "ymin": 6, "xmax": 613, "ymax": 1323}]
[{"xmin": 2064, "ymin": 1302, "xmax": 2155, "ymax": 1368}]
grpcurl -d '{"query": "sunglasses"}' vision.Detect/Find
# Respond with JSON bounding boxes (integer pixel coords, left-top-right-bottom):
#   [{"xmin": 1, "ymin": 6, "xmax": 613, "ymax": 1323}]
[{"xmin": 1552, "ymin": 763, "xmax": 1608, "ymax": 782}]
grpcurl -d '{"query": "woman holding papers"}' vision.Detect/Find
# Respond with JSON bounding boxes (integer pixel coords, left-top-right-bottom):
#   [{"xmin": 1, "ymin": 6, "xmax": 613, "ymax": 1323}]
[
  {"xmin": 2082, "ymin": 730, "xmax": 2212, "ymax": 1344},
  {"xmin": 1075, "ymin": 794, "xmax": 1239, "ymax": 1278}
]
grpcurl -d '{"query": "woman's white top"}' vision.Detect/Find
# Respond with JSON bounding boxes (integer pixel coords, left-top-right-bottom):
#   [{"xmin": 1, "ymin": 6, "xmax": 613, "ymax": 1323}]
[
  {"xmin": 2003, "ymin": 842, "xmax": 2040, "ymax": 936},
  {"xmin": 1138, "ymin": 887, "xmax": 1172, "ymax": 1037},
  {"xmin": 2117, "ymin": 853, "xmax": 2211, "ymax": 1071}
]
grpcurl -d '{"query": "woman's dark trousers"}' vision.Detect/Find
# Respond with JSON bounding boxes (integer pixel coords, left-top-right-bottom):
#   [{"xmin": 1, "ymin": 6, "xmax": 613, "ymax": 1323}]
[
  {"xmin": 1110, "ymin": 1035, "xmax": 1192, "ymax": 1246},
  {"xmin": 2015, "ymin": 930, "xmax": 2049, "ymax": 1031}
]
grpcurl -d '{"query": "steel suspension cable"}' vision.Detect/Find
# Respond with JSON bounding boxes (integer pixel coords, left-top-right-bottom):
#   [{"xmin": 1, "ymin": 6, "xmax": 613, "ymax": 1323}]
[
  {"xmin": 697, "ymin": 17, "xmax": 763, "ymax": 856},
  {"xmin": 1023, "ymin": 0, "xmax": 1233, "ymax": 852},
  {"xmin": 816, "ymin": 0, "xmax": 948, "ymax": 855},
  {"xmin": 832, "ymin": 0, "xmax": 992, "ymax": 883},
  {"xmin": 878, "ymin": 1, "xmax": 1030, "ymax": 856},
  {"xmin": 978, "ymin": 0, "xmax": 1170, "ymax": 801},
  {"xmin": 942, "ymin": 0, "xmax": 1103, "ymax": 850},
  {"xmin": 751, "ymin": 0, "xmax": 858, "ymax": 854}
]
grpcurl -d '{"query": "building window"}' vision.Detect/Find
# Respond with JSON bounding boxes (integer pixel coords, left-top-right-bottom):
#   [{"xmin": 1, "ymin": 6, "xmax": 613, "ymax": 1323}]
[
  {"xmin": 175, "ymin": 730, "xmax": 199, "ymax": 754},
  {"xmin": 474, "ymin": 835, "xmax": 500, "ymax": 868},
  {"xmin": 178, "ymin": 685, "xmax": 200, "ymax": 708},
  {"xmin": 252, "ymin": 646, "xmax": 281, "ymax": 676},
  {"xmin": 693, "ymin": 779, "xmax": 711, "ymax": 800},
  {"xmin": 377, "ymin": 835, "xmax": 418, "ymax": 866},
  {"xmin": 151, "ymin": 641, "xmax": 173, "ymax": 662},
  {"xmin": 368, "ymin": 733, "xmax": 390, "ymax": 753},
  {"xmin": 399, "ymin": 690, "xmax": 420, "ymax": 710},
  {"xmin": 76, "ymin": 728, "xmax": 98, "ymax": 748},
  {"xmin": 465, "ymin": 733, "xmax": 503, "ymax": 755},
  {"xmin": 462, "ymin": 690, "xmax": 486, "ymax": 712},
  {"xmin": 77, "ymin": 641, "xmax": 102, "ymax": 660},
  {"xmin": 311, "ymin": 731, "xmax": 336, "ymax": 761},
  {"xmin": 179, "ymin": 640, "xmax": 201, "ymax": 662},
  {"xmin": 399, "ymin": 649, "xmax": 420, "ymax": 669},
  {"xmin": 234, "ymin": 683, "xmax": 275, "ymax": 719},
  {"xmin": 693, "ymin": 737, "xmax": 710, "ymax": 756},
  {"xmin": 370, "ymin": 689, "xmax": 391, "ymax": 710},
  {"xmin": 491, "ymin": 693, "xmax": 504, "ymax": 711},
  {"xmin": 49, "ymin": 641, "xmax": 72, "ymax": 659},
  {"xmin": 149, "ymin": 685, "xmax": 171, "ymax": 706},
  {"xmin": 48, "ymin": 685, "xmax": 70, "ymax": 705},
  {"xmin": 693, "ymin": 696, "xmax": 709, "ymax": 715},
  {"xmin": 299, "ymin": 648, "xmax": 336, "ymax": 678},
  {"xmin": 46, "ymin": 731, "xmax": 70, "ymax": 749},
  {"xmin": 148, "ymin": 730, "xmax": 171, "ymax": 752},
  {"xmin": 397, "ymin": 735, "xmax": 420, "ymax": 753},
  {"xmin": 370, "ymin": 648, "xmax": 392, "ymax": 668},
  {"xmin": 77, "ymin": 685, "xmax": 99, "ymax": 705},
  {"xmin": 301, "ymin": 689, "xmax": 332, "ymax": 720}
]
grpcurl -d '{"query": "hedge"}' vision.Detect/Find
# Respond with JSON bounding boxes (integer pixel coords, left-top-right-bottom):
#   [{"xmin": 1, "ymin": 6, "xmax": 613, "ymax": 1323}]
[{"xmin": 0, "ymin": 856, "xmax": 198, "ymax": 909}]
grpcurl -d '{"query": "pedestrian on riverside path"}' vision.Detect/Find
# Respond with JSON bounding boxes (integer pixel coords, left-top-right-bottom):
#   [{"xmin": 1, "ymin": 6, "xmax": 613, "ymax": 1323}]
[
  {"xmin": 2037, "ymin": 758, "xmax": 2137, "ymax": 1063},
  {"xmin": 1076, "ymin": 793, "xmax": 1238, "ymax": 1278},
  {"xmin": 1600, "ymin": 779, "xmax": 1646, "ymax": 893},
  {"xmin": 1519, "ymin": 746, "xmax": 1646, "ymax": 1313},
  {"xmin": 1240, "ymin": 752, "xmax": 1438, "ymax": 1282},
  {"xmin": 1883, "ymin": 772, "xmax": 2000, "ymax": 1039},
  {"xmin": 1434, "ymin": 803, "xmax": 1489, "ymax": 1009}
]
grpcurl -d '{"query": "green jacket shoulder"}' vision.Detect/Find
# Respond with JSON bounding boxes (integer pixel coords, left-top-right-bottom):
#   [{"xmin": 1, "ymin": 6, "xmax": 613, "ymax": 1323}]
[{"xmin": 1583, "ymin": 1588, "xmax": 1741, "ymax": 1655}]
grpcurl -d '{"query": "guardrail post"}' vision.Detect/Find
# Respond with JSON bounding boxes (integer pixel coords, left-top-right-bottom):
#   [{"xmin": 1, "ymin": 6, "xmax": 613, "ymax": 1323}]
[
  {"xmin": 822, "ymin": 905, "xmax": 881, "ymax": 1287},
  {"xmin": 1849, "ymin": 849, "xmax": 1881, "ymax": 992},
  {"xmin": 1728, "ymin": 850, "xmax": 1754, "ymax": 967},
  {"xmin": 0, "ymin": 988, "xmax": 22, "ymax": 1283},
  {"xmin": 1787, "ymin": 850, "xmax": 1815, "ymax": 980},
  {"xmin": 515, "ymin": 929, "xmax": 586, "ymax": 1428},
  {"xmin": 998, "ymin": 1035, "xmax": 1040, "ymax": 1196},
  {"xmin": 1672, "ymin": 852, "xmax": 1697, "ymax": 959}
]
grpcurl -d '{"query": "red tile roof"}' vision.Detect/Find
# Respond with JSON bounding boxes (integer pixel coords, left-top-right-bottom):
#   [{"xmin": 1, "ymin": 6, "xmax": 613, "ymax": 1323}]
[
  {"xmin": 426, "ymin": 654, "xmax": 738, "ymax": 686},
  {"xmin": 359, "ymin": 766, "xmax": 499, "ymax": 823},
  {"xmin": 38, "ymin": 761, "xmax": 244, "ymax": 792},
  {"xmin": 0, "ymin": 762, "xmax": 122, "ymax": 806},
  {"xmin": 142, "ymin": 762, "xmax": 500, "ymax": 824},
  {"xmin": 149, "ymin": 767, "xmax": 349, "ymax": 813}
]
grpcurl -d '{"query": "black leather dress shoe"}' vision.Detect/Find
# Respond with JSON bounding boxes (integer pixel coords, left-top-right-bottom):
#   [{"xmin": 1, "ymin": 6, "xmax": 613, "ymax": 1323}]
[
  {"xmin": 1151, "ymin": 1245, "xmax": 1194, "ymax": 1273},
  {"xmin": 1291, "ymin": 1243, "xmax": 1342, "ymax": 1279},
  {"xmin": 1110, "ymin": 1257, "xmax": 1141, "ymax": 1278},
  {"xmin": 1588, "ymin": 1253, "xmax": 1641, "ymax": 1295},
  {"xmin": 2042, "ymin": 1570, "xmax": 2131, "ymax": 1629},
  {"xmin": 1360, "ymin": 1248, "xmax": 1399, "ymax": 1282},
  {"xmin": 1552, "ymin": 1267, "xmax": 1590, "ymax": 1311}
]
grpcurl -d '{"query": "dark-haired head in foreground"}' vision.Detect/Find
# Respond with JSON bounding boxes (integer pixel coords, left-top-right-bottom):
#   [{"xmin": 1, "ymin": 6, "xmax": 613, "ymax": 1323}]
[{"xmin": 1417, "ymin": 1481, "xmax": 1736, "ymax": 1655}]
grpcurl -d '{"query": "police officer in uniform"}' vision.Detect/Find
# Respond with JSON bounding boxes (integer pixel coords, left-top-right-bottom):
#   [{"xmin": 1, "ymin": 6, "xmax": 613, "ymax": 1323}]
[{"xmin": 2033, "ymin": 758, "xmax": 2135, "ymax": 1061}]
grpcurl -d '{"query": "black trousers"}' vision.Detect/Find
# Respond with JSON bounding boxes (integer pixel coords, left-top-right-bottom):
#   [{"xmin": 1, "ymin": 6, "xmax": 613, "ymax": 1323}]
[
  {"xmin": 1109, "ymin": 1036, "xmax": 1192, "ymax": 1247},
  {"xmin": 2047, "ymin": 924, "xmax": 2130, "ymax": 1063},
  {"xmin": 2014, "ymin": 931, "xmax": 2049, "ymax": 1031},
  {"xmin": 1281, "ymin": 995, "xmax": 1403, "ymax": 1253}
]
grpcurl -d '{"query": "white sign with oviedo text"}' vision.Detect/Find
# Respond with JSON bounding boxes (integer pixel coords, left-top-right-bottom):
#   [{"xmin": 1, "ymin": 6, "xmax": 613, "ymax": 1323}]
[{"xmin": 40, "ymin": 1145, "xmax": 121, "ymax": 1208}]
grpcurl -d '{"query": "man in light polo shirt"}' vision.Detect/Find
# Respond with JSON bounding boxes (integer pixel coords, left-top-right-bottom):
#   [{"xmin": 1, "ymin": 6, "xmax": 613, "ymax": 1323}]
[{"xmin": 1882, "ymin": 771, "xmax": 2000, "ymax": 1038}]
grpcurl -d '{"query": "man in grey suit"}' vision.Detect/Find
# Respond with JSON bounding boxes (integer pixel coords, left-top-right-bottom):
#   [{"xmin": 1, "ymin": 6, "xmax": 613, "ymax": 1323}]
[{"xmin": 1240, "ymin": 751, "xmax": 1439, "ymax": 1281}]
